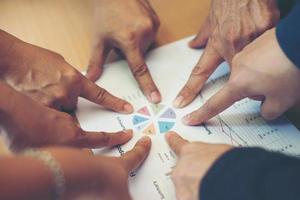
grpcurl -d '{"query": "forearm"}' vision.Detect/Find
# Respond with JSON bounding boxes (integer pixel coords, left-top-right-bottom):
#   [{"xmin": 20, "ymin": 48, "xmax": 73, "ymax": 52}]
[
  {"xmin": 0, "ymin": 147, "xmax": 101, "ymax": 200},
  {"xmin": 200, "ymin": 148, "xmax": 300, "ymax": 200},
  {"xmin": 0, "ymin": 154, "xmax": 53, "ymax": 200}
]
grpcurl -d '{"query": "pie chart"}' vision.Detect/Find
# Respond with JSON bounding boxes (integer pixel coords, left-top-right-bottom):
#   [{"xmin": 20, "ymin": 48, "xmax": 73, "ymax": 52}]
[{"xmin": 132, "ymin": 104, "xmax": 176, "ymax": 135}]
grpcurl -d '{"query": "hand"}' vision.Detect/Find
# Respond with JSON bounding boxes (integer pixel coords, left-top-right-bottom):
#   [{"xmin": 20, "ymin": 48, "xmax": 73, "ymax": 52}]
[
  {"xmin": 0, "ymin": 82, "xmax": 133, "ymax": 150},
  {"xmin": 165, "ymin": 132, "xmax": 232, "ymax": 200},
  {"xmin": 0, "ymin": 32, "xmax": 133, "ymax": 113},
  {"xmin": 7, "ymin": 137, "xmax": 151, "ymax": 200},
  {"xmin": 55, "ymin": 137, "xmax": 151, "ymax": 200},
  {"xmin": 87, "ymin": 0, "xmax": 161, "ymax": 103},
  {"xmin": 182, "ymin": 28, "xmax": 300, "ymax": 125},
  {"xmin": 173, "ymin": 0, "xmax": 280, "ymax": 108}
]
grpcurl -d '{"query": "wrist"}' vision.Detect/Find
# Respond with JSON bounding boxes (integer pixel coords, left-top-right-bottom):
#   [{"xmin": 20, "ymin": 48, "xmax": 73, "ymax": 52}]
[
  {"xmin": 42, "ymin": 147, "xmax": 102, "ymax": 198},
  {"xmin": 0, "ymin": 154, "xmax": 53, "ymax": 200}
]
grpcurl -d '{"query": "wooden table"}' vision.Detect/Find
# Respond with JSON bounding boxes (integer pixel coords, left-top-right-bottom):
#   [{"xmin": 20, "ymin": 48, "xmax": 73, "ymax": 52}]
[
  {"xmin": 0, "ymin": 0, "xmax": 209, "ymax": 69},
  {"xmin": 0, "ymin": 0, "xmax": 299, "ymax": 154}
]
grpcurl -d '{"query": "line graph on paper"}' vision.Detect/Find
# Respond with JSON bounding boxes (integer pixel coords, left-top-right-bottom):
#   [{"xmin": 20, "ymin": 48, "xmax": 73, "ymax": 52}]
[{"xmin": 198, "ymin": 73, "xmax": 300, "ymax": 157}]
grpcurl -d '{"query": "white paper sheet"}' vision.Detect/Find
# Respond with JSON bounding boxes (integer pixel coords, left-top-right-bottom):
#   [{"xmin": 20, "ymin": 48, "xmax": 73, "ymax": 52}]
[{"xmin": 76, "ymin": 36, "xmax": 300, "ymax": 200}]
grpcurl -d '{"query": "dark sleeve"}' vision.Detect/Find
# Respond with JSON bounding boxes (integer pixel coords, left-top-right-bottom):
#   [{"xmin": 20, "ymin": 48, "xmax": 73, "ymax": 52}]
[
  {"xmin": 276, "ymin": 1, "xmax": 300, "ymax": 68},
  {"xmin": 277, "ymin": 0, "xmax": 297, "ymax": 18},
  {"xmin": 200, "ymin": 148, "xmax": 300, "ymax": 200}
]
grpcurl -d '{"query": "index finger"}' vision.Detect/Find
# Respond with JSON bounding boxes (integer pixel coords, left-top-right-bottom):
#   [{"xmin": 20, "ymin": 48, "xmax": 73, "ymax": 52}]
[
  {"xmin": 165, "ymin": 131, "xmax": 189, "ymax": 156},
  {"xmin": 80, "ymin": 76, "xmax": 133, "ymax": 114},
  {"xmin": 121, "ymin": 136, "xmax": 152, "ymax": 173},
  {"xmin": 182, "ymin": 83, "xmax": 245, "ymax": 125},
  {"xmin": 173, "ymin": 42, "xmax": 223, "ymax": 108},
  {"xmin": 125, "ymin": 48, "xmax": 161, "ymax": 103}
]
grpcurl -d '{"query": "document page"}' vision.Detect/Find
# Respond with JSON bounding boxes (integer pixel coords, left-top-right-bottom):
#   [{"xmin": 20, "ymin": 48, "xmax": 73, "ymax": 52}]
[{"xmin": 77, "ymin": 36, "xmax": 300, "ymax": 200}]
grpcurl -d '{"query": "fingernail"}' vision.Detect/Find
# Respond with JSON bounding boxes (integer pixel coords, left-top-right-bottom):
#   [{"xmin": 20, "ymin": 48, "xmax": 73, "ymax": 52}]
[
  {"xmin": 165, "ymin": 131, "xmax": 175, "ymax": 140},
  {"xmin": 189, "ymin": 40, "xmax": 194, "ymax": 46},
  {"xmin": 139, "ymin": 136, "xmax": 151, "ymax": 143},
  {"xmin": 123, "ymin": 103, "xmax": 133, "ymax": 113},
  {"xmin": 173, "ymin": 96, "xmax": 184, "ymax": 108},
  {"xmin": 182, "ymin": 114, "xmax": 192, "ymax": 125},
  {"xmin": 124, "ymin": 129, "xmax": 133, "ymax": 134},
  {"xmin": 121, "ymin": 130, "xmax": 133, "ymax": 138},
  {"xmin": 150, "ymin": 91, "xmax": 161, "ymax": 103}
]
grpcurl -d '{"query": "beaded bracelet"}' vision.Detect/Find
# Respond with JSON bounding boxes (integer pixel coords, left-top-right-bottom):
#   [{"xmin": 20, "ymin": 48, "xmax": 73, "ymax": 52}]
[{"xmin": 22, "ymin": 149, "xmax": 66, "ymax": 200}]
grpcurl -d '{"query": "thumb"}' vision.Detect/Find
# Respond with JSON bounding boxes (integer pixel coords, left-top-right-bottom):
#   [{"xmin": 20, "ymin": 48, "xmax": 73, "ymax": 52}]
[
  {"xmin": 189, "ymin": 17, "xmax": 211, "ymax": 49},
  {"xmin": 86, "ymin": 41, "xmax": 109, "ymax": 82},
  {"xmin": 261, "ymin": 98, "xmax": 287, "ymax": 121}
]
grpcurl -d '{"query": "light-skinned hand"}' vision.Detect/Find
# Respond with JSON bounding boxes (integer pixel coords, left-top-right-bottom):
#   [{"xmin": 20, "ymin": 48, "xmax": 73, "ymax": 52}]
[
  {"xmin": 182, "ymin": 28, "xmax": 300, "ymax": 125},
  {"xmin": 174, "ymin": 0, "xmax": 280, "ymax": 108},
  {"xmin": 166, "ymin": 132, "xmax": 232, "ymax": 200}
]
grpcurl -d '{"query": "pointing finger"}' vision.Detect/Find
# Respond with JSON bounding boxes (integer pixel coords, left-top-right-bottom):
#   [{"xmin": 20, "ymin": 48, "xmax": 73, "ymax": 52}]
[
  {"xmin": 173, "ymin": 42, "xmax": 223, "ymax": 108},
  {"xmin": 80, "ymin": 76, "xmax": 133, "ymax": 114},
  {"xmin": 182, "ymin": 82, "xmax": 245, "ymax": 125},
  {"xmin": 125, "ymin": 47, "xmax": 161, "ymax": 103}
]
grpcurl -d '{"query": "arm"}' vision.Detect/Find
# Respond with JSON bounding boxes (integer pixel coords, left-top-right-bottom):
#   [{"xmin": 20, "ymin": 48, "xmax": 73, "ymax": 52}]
[
  {"xmin": 276, "ymin": 1, "xmax": 300, "ymax": 68},
  {"xmin": 165, "ymin": 132, "xmax": 300, "ymax": 200},
  {"xmin": 201, "ymin": 148, "xmax": 300, "ymax": 200},
  {"xmin": 0, "ymin": 137, "xmax": 151, "ymax": 200},
  {"xmin": 0, "ymin": 81, "xmax": 132, "ymax": 150},
  {"xmin": 277, "ymin": 0, "xmax": 297, "ymax": 17},
  {"xmin": 0, "ymin": 153, "xmax": 54, "ymax": 200}
]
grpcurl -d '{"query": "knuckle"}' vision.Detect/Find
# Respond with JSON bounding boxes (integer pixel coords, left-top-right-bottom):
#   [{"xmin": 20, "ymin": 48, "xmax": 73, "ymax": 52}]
[
  {"xmin": 65, "ymin": 68, "xmax": 81, "ymax": 83},
  {"xmin": 232, "ymin": 52, "xmax": 245, "ymax": 68},
  {"xmin": 140, "ymin": 18, "xmax": 154, "ymax": 31},
  {"xmin": 191, "ymin": 65, "xmax": 211, "ymax": 80},
  {"xmin": 49, "ymin": 51, "xmax": 65, "ymax": 62},
  {"xmin": 132, "ymin": 63, "xmax": 149, "ymax": 78},
  {"xmin": 119, "ymin": 31, "xmax": 137, "ymax": 45},
  {"xmin": 209, "ymin": 32, "xmax": 219, "ymax": 48},
  {"xmin": 153, "ymin": 16, "xmax": 160, "ymax": 30},
  {"xmin": 224, "ymin": 29, "xmax": 241, "ymax": 49},
  {"xmin": 42, "ymin": 97, "xmax": 56, "ymax": 108},
  {"xmin": 95, "ymin": 88, "xmax": 108, "ymax": 103},
  {"xmin": 54, "ymin": 88, "xmax": 68, "ymax": 100},
  {"xmin": 98, "ymin": 132, "xmax": 112, "ymax": 145},
  {"xmin": 227, "ymin": 75, "xmax": 247, "ymax": 96},
  {"xmin": 181, "ymin": 83, "xmax": 198, "ymax": 96},
  {"xmin": 202, "ymin": 99, "xmax": 218, "ymax": 115}
]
